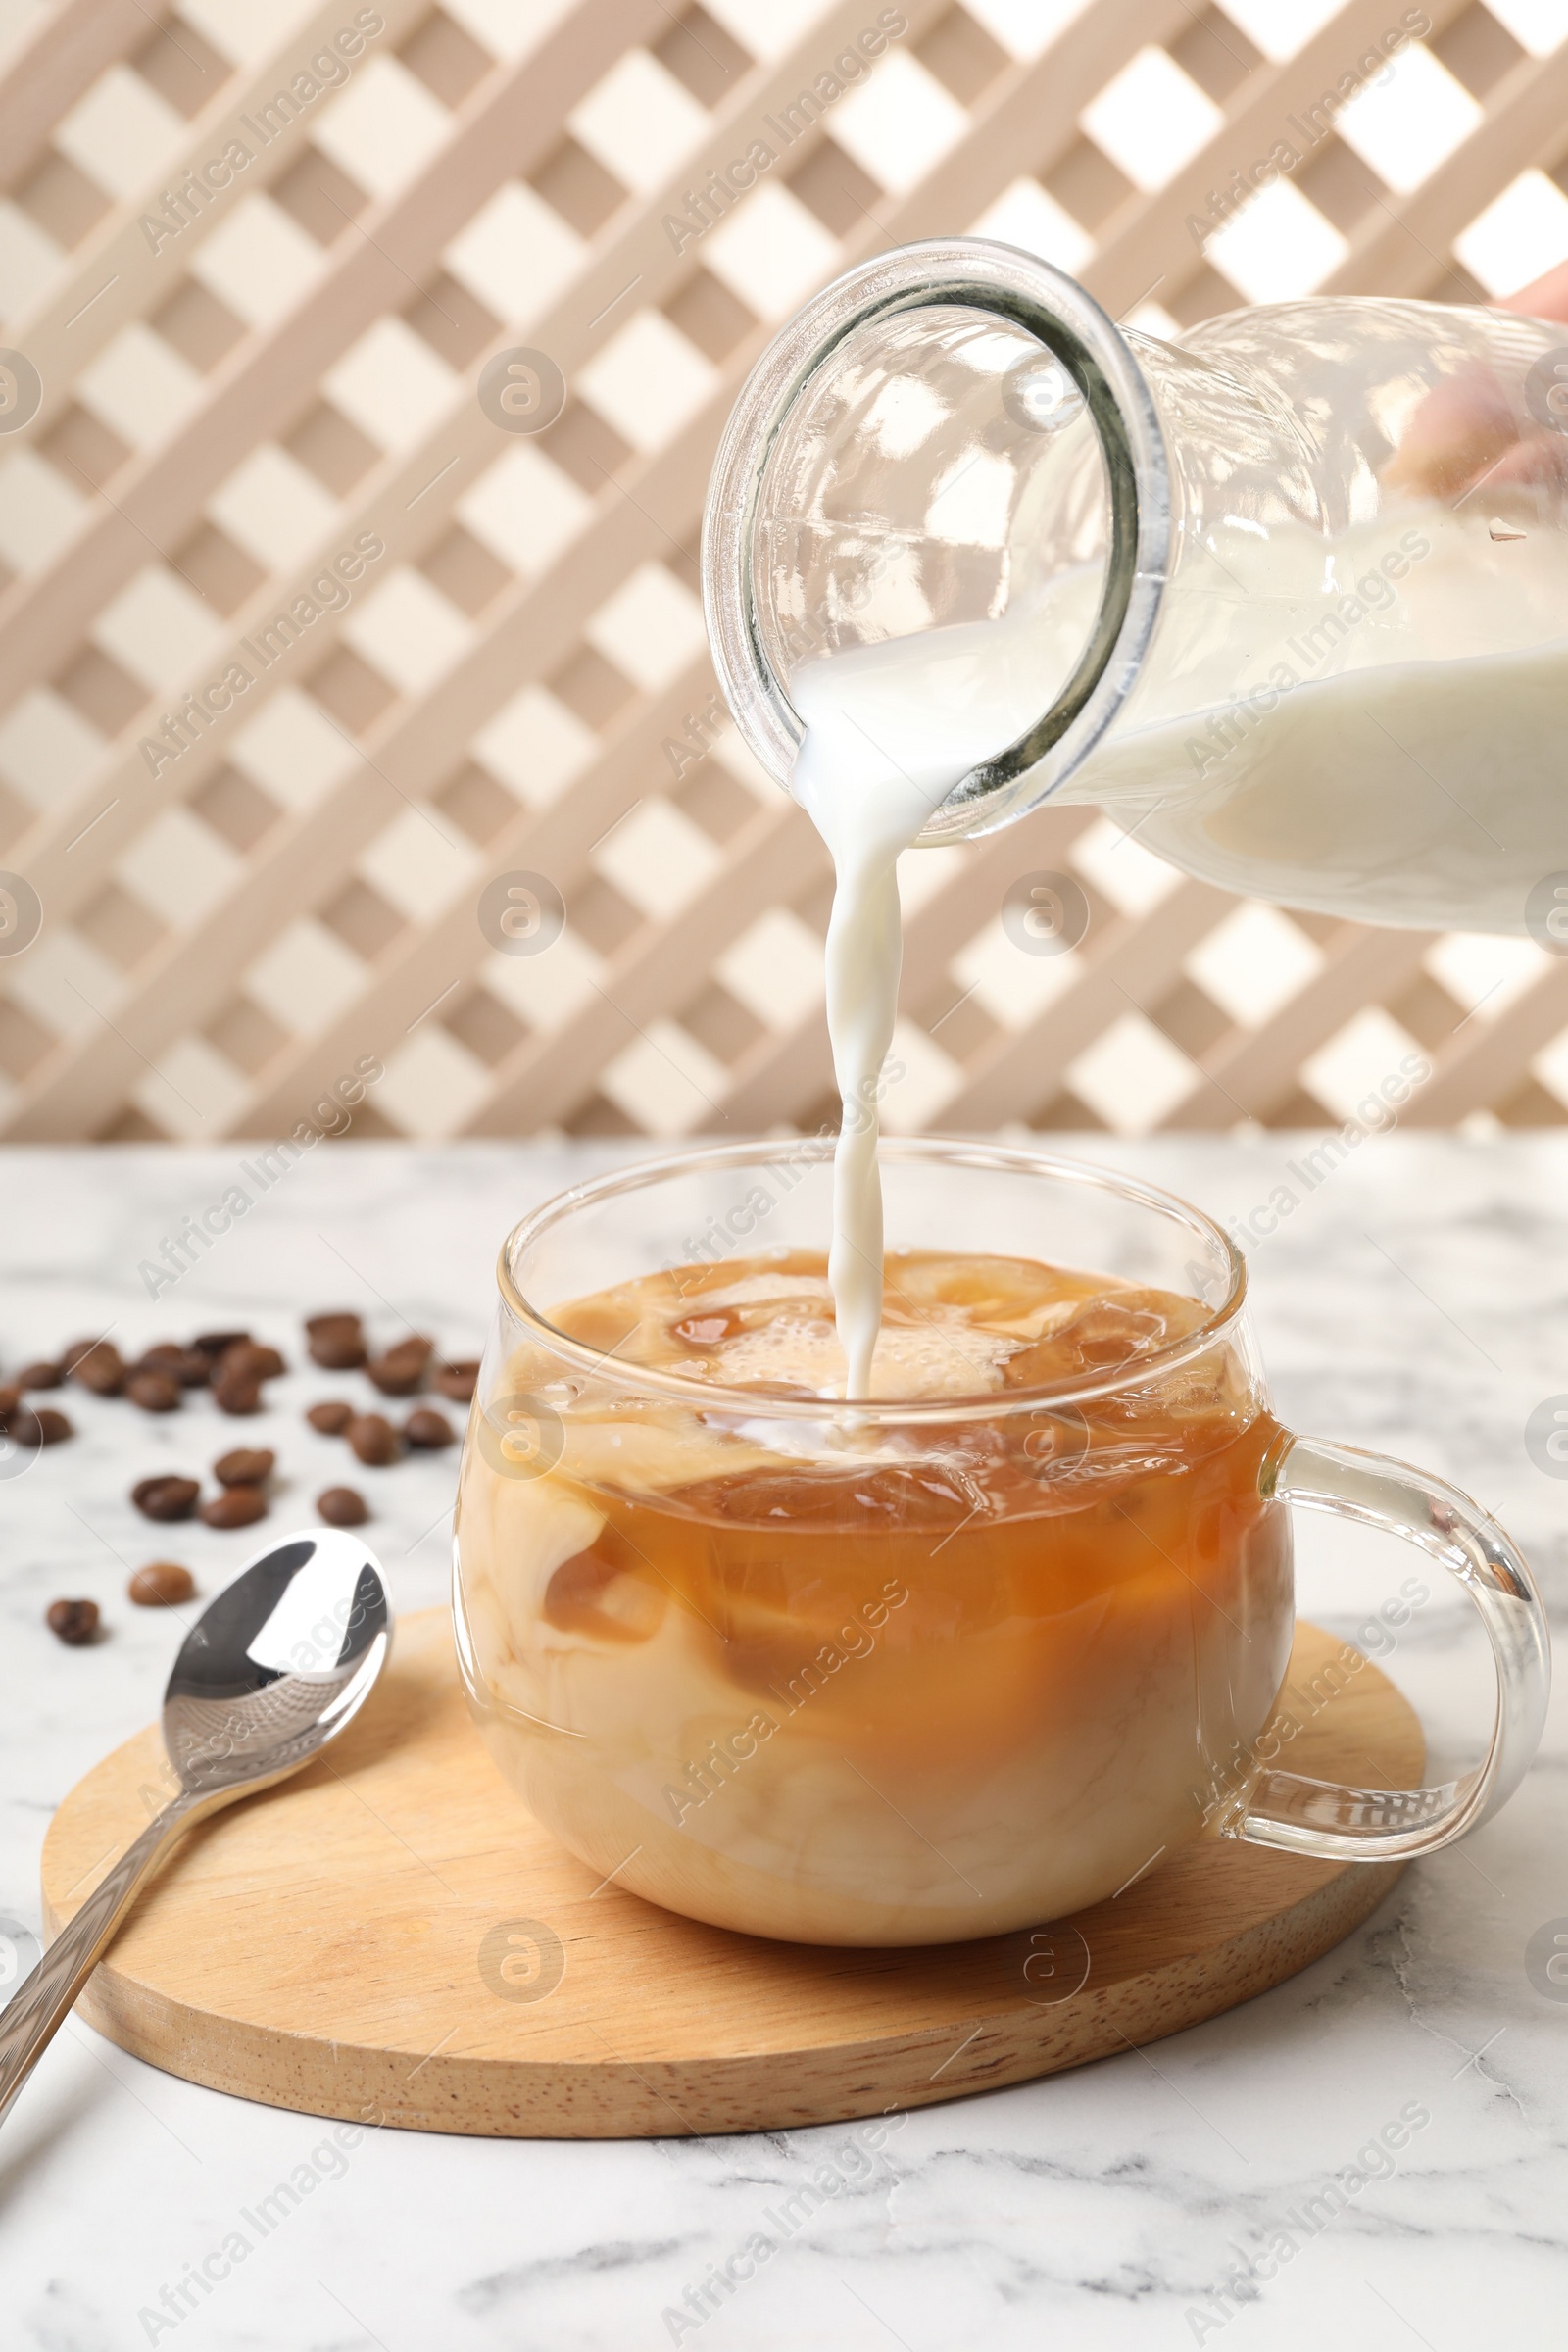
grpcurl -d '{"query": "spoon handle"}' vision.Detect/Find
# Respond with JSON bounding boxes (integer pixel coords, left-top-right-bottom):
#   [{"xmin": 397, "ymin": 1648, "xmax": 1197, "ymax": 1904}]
[{"xmin": 0, "ymin": 1799, "xmax": 196, "ymax": 2129}]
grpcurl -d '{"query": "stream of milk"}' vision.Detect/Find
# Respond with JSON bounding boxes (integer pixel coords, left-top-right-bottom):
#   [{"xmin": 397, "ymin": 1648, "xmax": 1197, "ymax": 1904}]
[
  {"xmin": 789, "ymin": 506, "xmax": 1568, "ymax": 1396},
  {"xmin": 790, "ymin": 629, "xmax": 1045, "ymax": 1396}
]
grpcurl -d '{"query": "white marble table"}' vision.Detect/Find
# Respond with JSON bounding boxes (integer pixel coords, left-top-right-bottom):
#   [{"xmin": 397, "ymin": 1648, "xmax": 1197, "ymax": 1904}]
[{"xmin": 2, "ymin": 1137, "xmax": 1565, "ymax": 2352}]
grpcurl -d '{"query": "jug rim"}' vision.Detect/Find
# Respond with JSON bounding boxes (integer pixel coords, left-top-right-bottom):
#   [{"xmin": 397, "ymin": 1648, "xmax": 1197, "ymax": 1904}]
[{"xmin": 701, "ymin": 237, "xmax": 1173, "ymax": 843}]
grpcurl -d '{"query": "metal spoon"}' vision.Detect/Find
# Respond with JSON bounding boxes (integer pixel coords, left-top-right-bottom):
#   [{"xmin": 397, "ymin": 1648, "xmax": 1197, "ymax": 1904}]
[{"xmin": 0, "ymin": 1527, "xmax": 392, "ymax": 2128}]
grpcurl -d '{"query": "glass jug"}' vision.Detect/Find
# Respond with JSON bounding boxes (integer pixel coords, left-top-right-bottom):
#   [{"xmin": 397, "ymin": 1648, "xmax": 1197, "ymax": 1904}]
[{"xmin": 702, "ymin": 238, "xmax": 1568, "ymax": 935}]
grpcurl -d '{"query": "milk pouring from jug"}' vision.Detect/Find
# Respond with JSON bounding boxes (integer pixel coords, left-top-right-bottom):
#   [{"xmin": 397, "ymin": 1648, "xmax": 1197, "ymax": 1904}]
[{"xmin": 703, "ymin": 239, "xmax": 1568, "ymax": 939}]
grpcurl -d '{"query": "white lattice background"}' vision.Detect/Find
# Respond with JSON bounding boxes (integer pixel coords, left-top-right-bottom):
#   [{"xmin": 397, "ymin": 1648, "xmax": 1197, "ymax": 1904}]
[{"xmin": 1, "ymin": 0, "xmax": 1567, "ymax": 1146}]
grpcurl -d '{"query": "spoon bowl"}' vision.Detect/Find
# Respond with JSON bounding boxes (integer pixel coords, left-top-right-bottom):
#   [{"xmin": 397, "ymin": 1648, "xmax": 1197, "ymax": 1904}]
[
  {"xmin": 164, "ymin": 1530, "xmax": 390, "ymax": 1797},
  {"xmin": 0, "ymin": 1529, "xmax": 392, "ymax": 2128}
]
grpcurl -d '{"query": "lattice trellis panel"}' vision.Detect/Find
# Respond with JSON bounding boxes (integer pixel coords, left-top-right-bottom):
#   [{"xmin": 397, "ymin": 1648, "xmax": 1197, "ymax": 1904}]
[{"xmin": 1, "ymin": 0, "xmax": 1567, "ymax": 1146}]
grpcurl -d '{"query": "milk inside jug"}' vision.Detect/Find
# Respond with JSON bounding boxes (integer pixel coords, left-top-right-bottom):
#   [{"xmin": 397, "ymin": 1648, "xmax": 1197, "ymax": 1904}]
[{"xmin": 703, "ymin": 239, "xmax": 1568, "ymax": 939}]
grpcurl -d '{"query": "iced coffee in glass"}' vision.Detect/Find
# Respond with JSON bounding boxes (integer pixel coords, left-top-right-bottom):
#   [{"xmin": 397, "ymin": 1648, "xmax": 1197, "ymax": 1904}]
[
  {"xmin": 454, "ymin": 1140, "xmax": 1548, "ymax": 1944},
  {"xmin": 453, "ymin": 1140, "xmax": 1303, "ymax": 1945}
]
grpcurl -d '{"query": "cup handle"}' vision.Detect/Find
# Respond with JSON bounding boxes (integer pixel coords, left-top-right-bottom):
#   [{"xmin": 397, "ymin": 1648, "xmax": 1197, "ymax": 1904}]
[{"xmin": 1217, "ymin": 1432, "xmax": 1551, "ymax": 1861}]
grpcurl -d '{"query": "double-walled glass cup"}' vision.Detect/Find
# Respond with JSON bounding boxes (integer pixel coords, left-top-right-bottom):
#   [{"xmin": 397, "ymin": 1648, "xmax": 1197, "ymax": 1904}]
[{"xmin": 453, "ymin": 1141, "xmax": 1548, "ymax": 1947}]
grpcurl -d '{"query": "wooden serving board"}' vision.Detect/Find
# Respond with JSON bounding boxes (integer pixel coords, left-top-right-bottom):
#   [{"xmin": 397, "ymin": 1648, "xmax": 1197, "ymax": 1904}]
[{"xmin": 41, "ymin": 1610, "xmax": 1421, "ymax": 2138}]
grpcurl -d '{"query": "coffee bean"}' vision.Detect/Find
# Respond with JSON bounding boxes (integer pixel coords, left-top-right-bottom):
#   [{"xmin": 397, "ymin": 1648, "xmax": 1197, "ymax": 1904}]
[
  {"xmin": 366, "ymin": 1336, "xmax": 432, "ymax": 1396},
  {"xmin": 306, "ymin": 1312, "xmax": 366, "ymax": 1370},
  {"xmin": 18, "ymin": 1360, "xmax": 62, "ymax": 1390},
  {"xmin": 347, "ymin": 1412, "xmax": 402, "ymax": 1465},
  {"xmin": 0, "ymin": 1384, "xmax": 20, "ymax": 1426},
  {"xmin": 435, "ymin": 1359, "xmax": 479, "ymax": 1401},
  {"xmin": 70, "ymin": 1341, "xmax": 124, "ymax": 1396},
  {"xmin": 46, "ymin": 1598, "xmax": 99, "ymax": 1645},
  {"xmin": 60, "ymin": 1338, "xmax": 102, "ymax": 1374},
  {"xmin": 126, "ymin": 1370, "xmax": 181, "ymax": 1413},
  {"xmin": 318, "ymin": 1486, "xmax": 368, "ymax": 1526},
  {"xmin": 220, "ymin": 1341, "xmax": 285, "ymax": 1384},
  {"xmin": 128, "ymin": 1561, "xmax": 195, "ymax": 1607},
  {"xmin": 193, "ymin": 1330, "xmax": 250, "ymax": 1362},
  {"xmin": 214, "ymin": 1447, "xmax": 273, "ymax": 1487},
  {"xmin": 306, "ymin": 1312, "xmax": 362, "ymax": 1336},
  {"xmin": 7, "ymin": 1405, "xmax": 70, "ymax": 1450},
  {"xmin": 201, "ymin": 1484, "xmax": 268, "ymax": 1529},
  {"xmin": 212, "ymin": 1377, "xmax": 263, "ymax": 1417},
  {"xmin": 307, "ymin": 1400, "xmax": 354, "ymax": 1435},
  {"xmin": 404, "ymin": 1406, "xmax": 454, "ymax": 1449},
  {"xmin": 310, "ymin": 1329, "xmax": 367, "ymax": 1369},
  {"xmin": 132, "ymin": 1474, "xmax": 200, "ymax": 1522}
]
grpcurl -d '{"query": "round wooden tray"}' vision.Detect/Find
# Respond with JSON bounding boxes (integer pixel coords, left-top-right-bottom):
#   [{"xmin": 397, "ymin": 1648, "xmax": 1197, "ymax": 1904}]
[{"xmin": 41, "ymin": 1609, "xmax": 1421, "ymax": 2137}]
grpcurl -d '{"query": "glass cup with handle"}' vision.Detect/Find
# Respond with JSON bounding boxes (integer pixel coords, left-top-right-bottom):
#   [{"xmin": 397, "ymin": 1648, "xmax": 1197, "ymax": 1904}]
[{"xmin": 452, "ymin": 1139, "xmax": 1549, "ymax": 1946}]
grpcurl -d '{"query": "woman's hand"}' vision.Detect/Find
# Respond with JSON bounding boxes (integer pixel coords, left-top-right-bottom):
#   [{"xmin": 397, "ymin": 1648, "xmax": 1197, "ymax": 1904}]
[
  {"xmin": 1504, "ymin": 256, "xmax": 1568, "ymax": 323},
  {"xmin": 1382, "ymin": 256, "xmax": 1568, "ymax": 504}
]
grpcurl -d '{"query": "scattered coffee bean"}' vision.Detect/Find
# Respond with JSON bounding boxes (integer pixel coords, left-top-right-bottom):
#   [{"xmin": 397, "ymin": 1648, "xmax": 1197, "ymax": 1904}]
[
  {"xmin": 2, "ymin": 1395, "xmax": 76, "ymax": 1444},
  {"xmin": 60, "ymin": 1338, "xmax": 101, "ymax": 1374},
  {"xmin": 311, "ymin": 1330, "xmax": 367, "ymax": 1369},
  {"xmin": 46, "ymin": 1597, "xmax": 99, "ymax": 1645},
  {"xmin": 128, "ymin": 1561, "xmax": 195, "ymax": 1607},
  {"xmin": 347, "ymin": 1412, "xmax": 402, "ymax": 1465},
  {"xmin": 70, "ymin": 1341, "xmax": 124, "ymax": 1396},
  {"xmin": 219, "ymin": 1341, "xmax": 285, "ymax": 1384},
  {"xmin": 214, "ymin": 1446, "xmax": 273, "ymax": 1487},
  {"xmin": 404, "ymin": 1406, "xmax": 454, "ymax": 1449},
  {"xmin": 435, "ymin": 1359, "xmax": 479, "ymax": 1401},
  {"xmin": 307, "ymin": 1400, "xmax": 354, "ymax": 1435},
  {"xmin": 132, "ymin": 1474, "xmax": 200, "ymax": 1522},
  {"xmin": 126, "ymin": 1370, "xmax": 181, "ymax": 1413},
  {"xmin": 201, "ymin": 1484, "xmax": 268, "ymax": 1529},
  {"xmin": 306, "ymin": 1312, "xmax": 367, "ymax": 1370},
  {"xmin": 18, "ymin": 1359, "xmax": 62, "ymax": 1390},
  {"xmin": 318, "ymin": 1485, "xmax": 368, "ymax": 1526},
  {"xmin": 193, "ymin": 1329, "xmax": 250, "ymax": 1362},
  {"xmin": 208, "ymin": 1343, "xmax": 282, "ymax": 1410},
  {"xmin": 366, "ymin": 1336, "xmax": 433, "ymax": 1396}
]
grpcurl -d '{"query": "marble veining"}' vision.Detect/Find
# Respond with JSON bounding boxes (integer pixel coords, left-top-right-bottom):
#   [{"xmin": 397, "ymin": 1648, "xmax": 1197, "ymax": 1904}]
[{"xmin": 1, "ymin": 1138, "xmax": 1565, "ymax": 2352}]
